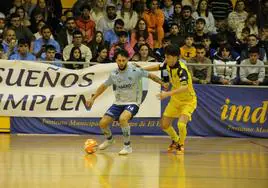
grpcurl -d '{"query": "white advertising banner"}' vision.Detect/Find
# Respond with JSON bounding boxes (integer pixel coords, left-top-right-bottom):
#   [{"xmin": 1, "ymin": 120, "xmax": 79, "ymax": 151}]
[{"xmin": 0, "ymin": 60, "xmax": 161, "ymax": 117}]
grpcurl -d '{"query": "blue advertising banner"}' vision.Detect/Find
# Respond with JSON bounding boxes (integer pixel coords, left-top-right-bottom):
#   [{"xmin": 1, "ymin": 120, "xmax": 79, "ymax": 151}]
[
  {"xmin": 11, "ymin": 85, "xmax": 268, "ymax": 138},
  {"xmin": 189, "ymin": 85, "xmax": 268, "ymax": 138}
]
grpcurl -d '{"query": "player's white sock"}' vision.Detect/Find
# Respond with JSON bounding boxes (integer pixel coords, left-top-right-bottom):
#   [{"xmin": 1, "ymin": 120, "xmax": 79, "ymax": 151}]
[
  {"xmin": 101, "ymin": 126, "xmax": 113, "ymax": 140},
  {"xmin": 121, "ymin": 126, "xmax": 131, "ymax": 145}
]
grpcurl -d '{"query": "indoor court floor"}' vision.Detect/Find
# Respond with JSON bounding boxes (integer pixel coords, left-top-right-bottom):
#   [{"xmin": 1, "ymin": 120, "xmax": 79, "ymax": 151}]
[{"xmin": 0, "ymin": 134, "xmax": 267, "ymax": 188}]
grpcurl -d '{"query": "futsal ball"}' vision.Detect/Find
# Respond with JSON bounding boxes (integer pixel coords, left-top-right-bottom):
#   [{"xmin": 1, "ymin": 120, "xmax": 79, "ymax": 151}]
[{"xmin": 84, "ymin": 139, "xmax": 98, "ymax": 154}]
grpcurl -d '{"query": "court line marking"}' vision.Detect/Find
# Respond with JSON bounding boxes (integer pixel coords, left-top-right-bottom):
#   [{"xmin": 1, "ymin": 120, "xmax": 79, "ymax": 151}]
[
  {"xmin": 142, "ymin": 136, "xmax": 203, "ymax": 138},
  {"xmin": 250, "ymin": 141, "xmax": 268, "ymax": 149},
  {"xmin": 15, "ymin": 134, "xmax": 80, "ymax": 136}
]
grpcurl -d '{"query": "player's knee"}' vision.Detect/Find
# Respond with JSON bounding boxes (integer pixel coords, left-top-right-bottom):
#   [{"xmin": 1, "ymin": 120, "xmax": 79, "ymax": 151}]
[
  {"xmin": 99, "ymin": 119, "xmax": 109, "ymax": 128},
  {"xmin": 160, "ymin": 124, "xmax": 168, "ymax": 130},
  {"xmin": 160, "ymin": 120, "xmax": 169, "ymax": 130},
  {"xmin": 118, "ymin": 116, "xmax": 129, "ymax": 125}
]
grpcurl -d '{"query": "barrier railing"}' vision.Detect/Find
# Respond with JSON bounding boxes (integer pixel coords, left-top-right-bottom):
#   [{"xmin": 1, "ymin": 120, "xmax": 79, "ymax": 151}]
[{"xmin": 10, "ymin": 60, "xmax": 268, "ymax": 68}]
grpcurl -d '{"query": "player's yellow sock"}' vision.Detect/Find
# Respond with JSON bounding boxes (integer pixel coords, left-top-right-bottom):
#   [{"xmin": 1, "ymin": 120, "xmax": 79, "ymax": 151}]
[
  {"xmin": 177, "ymin": 122, "xmax": 187, "ymax": 145},
  {"xmin": 163, "ymin": 126, "xmax": 179, "ymax": 142}
]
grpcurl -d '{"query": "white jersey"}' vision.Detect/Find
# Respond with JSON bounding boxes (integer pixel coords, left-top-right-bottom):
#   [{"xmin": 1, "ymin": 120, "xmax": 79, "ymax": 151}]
[{"xmin": 104, "ymin": 64, "xmax": 149, "ymax": 105}]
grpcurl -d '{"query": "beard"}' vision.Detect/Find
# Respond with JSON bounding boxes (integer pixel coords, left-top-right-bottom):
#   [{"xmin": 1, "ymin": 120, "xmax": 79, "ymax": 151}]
[
  {"xmin": 118, "ymin": 64, "xmax": 127, "ymax": 71},
  {"xmin": 108, "ymin": 14, "xmax": 116, "ymax": 20}
]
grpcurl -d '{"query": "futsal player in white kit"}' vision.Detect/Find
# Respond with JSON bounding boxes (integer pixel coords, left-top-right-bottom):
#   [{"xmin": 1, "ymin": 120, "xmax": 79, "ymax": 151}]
[{"xmin": 86, "ymin": 49, "xmax": 168, "ymax": 155}]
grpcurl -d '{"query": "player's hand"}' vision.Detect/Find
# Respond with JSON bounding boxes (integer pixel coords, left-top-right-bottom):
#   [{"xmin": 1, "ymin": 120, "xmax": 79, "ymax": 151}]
[
  {"xmin": 221, "ymin": 79, "xmax": 229, "ymax": 85},
  {"xmin": 252, "ymin": 80, "xmax": 260, "ymax": 85},
  {"xmin": 10, "ymin": 39, "xmax": 16, "ymax": 48},
  {"xmin": 162, "ymin": 82, "xmax": 169, "ymax": 91},
  {"xmin": 86, "ymin": 98, "xmax": 94, "ymax": 109},
  {"xmin": 156, "ymin": 91, "xmax": 170, "ymax": 100}
]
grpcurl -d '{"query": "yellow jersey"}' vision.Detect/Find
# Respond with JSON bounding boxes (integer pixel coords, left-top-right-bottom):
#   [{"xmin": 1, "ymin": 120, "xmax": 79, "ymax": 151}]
[{"xmin": 160, "ymin": 61, "xmax": 196, "ymax": 103}]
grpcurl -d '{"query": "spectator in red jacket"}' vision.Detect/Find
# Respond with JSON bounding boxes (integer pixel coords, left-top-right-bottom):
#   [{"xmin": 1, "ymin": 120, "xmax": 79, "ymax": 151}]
[{"xmin": 75, "ymin": 4, "xmax": 95, "ymax": 44}]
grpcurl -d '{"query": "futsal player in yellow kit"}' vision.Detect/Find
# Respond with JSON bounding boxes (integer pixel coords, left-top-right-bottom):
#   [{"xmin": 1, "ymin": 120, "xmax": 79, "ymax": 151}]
[{"xmin": 143, "ymin": 45, "xmax": 197, "ymax": 154}]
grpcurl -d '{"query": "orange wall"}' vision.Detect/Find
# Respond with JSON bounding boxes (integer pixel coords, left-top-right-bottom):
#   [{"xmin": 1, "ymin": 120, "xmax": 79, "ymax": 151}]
[
  {"xmin": 61, "ymin": 0, "xmax": 76, "ymax": 9},
  {"xmin": 31, "ymin": 0, "xmax": 76, "ymax": 9}
]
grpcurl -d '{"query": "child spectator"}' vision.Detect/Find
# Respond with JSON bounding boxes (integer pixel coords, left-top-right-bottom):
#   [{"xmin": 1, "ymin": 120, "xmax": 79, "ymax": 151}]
[{"xmin": 180, "ymin": 34, "xmax": 196, "ymax": 61}]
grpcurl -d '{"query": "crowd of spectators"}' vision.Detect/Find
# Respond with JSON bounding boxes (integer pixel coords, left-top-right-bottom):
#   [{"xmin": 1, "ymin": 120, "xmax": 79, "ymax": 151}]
[{"xmin": 0, "ymin": 0, "xmax": 267, "ymax": 85}]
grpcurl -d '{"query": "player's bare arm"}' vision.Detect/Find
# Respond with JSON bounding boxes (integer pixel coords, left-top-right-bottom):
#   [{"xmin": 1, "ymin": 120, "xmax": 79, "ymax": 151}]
[
  {"xmin": 156, "ymin": 85, "xmax": 188, "ymax": 100},
  {"xmin": 86, "ymin": 84, "xmax": 108, "ymax": 108},
  {"xmin": 142, "ymin": 64, "xmax": 160, "ymax": 71},
  {"xmin": 148, "ymin": 73, "xmax": 169, "ymax": 90}
]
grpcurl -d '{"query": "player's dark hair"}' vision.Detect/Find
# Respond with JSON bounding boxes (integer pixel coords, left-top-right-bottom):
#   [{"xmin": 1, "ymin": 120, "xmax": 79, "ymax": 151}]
[
  {"xmin": 114, "ymin": 49, "xmax": 129, "ymax": 59},
  {"xmin": 165, "ymin": 45, "xmax": 179, "ymax": 56}
]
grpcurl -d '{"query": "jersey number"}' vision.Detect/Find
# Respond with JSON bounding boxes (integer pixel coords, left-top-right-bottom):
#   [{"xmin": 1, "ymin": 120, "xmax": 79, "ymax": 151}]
[{"xmin": 127, "ymin": 106, "xmax": 134, "ymax": 111}]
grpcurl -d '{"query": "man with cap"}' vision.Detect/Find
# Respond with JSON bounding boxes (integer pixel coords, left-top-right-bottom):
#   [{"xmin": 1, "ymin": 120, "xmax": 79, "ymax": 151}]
[{"xmin": 97, "ymin": 3, "xmax": 118, "ymax": 34}]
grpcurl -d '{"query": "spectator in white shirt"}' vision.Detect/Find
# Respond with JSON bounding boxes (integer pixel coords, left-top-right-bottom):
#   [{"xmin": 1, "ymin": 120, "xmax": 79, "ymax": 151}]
[{"xmin": 63, "ymin": 30, "xmax": 92, "ymax": 68}]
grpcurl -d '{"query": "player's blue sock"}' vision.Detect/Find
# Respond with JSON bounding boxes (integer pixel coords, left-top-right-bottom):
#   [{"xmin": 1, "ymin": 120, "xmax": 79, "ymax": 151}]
[
  {"xmin": 121, "ymin": 126, "xmax": 131, "ymax": 145},
  {"xmin": 101, "ymin": 127, "xmax": 113, "ymax": 140}
]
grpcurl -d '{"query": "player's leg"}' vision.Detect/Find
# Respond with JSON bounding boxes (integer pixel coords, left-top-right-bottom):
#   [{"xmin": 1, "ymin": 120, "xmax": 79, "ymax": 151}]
[
  {"xmin": 98, "ymin": 104, "xmax": 123, "ymax": 150},
  {"xmin": 117, "ymin": 104, "xmax": 139, "ymax": 155},
  {"xmin": 176, "ymin": 101, "xmax": 197, "ymax": 154},
  {"xmin": 161, "ymin": 116, "xmax": 178, "ymax": 152},
  {"xmin": 176, "ymin": 114, "xmax": 189, "ymax": 154},
  {"xmin": 162, "ymin": 102, "xmax": 180, "ymax": 151},
  {"xmin": 98, "ymin": 115, "xmax": 115, "ymax": 150}
]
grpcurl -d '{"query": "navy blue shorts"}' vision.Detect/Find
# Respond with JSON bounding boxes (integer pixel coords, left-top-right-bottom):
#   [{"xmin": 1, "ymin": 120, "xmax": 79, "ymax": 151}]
[{"xmin": 104, "ymin": 104, "xmax": 139, "ymax": 120}]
